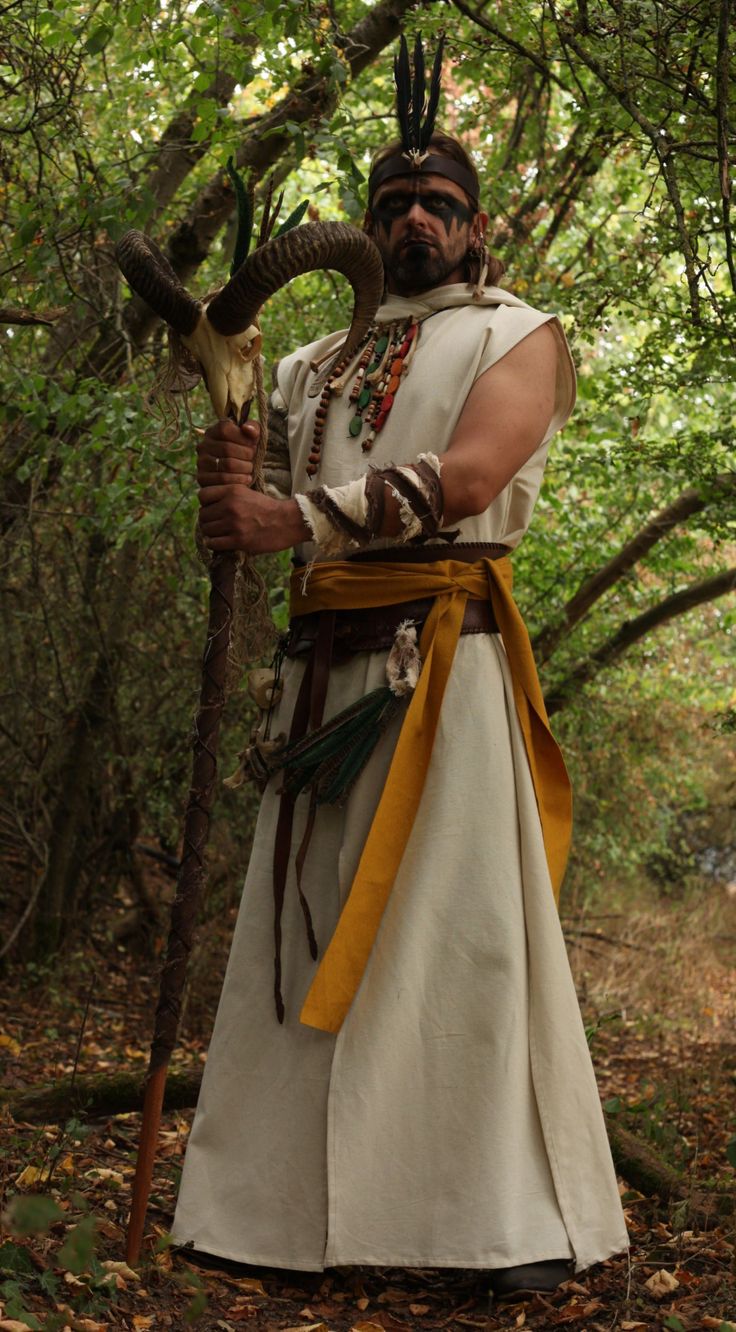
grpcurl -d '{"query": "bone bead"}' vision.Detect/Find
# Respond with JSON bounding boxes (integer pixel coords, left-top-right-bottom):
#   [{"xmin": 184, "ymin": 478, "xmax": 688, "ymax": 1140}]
[{"xmin": 247, "ymin": 668, "xmax": 283, "ymax": 710}]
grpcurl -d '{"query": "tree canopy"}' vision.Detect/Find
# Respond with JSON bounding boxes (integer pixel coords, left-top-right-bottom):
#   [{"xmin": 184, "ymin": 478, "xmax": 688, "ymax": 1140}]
[{"xmin": 0, "ymin": 0, "xmax": 734, "ymax": 957}]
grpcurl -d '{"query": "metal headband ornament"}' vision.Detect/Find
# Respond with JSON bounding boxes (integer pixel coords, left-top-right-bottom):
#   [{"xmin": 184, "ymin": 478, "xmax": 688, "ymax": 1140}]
[{"xmin": 368, "ymin": 34, "xmax": 480, "ymax": 207}]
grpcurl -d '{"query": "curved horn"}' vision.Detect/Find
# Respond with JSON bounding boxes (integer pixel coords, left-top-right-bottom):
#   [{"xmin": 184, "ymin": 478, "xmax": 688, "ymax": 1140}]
[
  {"xmin": 115, "ymin": 231, "xmax": 201, "ymax": 337},
  {"xmin": 206, "ymin": 222, "xmax": 385, "ymax": 366}
]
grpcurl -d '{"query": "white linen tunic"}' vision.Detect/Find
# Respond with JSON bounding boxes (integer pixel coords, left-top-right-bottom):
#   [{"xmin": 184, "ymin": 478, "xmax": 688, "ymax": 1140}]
[{"xmin": 172, "ymin": 284, "xmax": 629, "ymax": 1273}]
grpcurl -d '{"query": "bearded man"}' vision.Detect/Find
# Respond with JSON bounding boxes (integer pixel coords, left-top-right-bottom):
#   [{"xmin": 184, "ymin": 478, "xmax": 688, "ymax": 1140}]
[{"xmin": 170, "ymin": 81, "xmax": 628, "ymax": 1293}]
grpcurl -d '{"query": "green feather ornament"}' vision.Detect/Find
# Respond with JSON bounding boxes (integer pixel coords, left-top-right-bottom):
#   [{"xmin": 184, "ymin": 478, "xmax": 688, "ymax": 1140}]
[{"xmin": 268, "ymin": 685, "xmax": 406, "ymax": 805}]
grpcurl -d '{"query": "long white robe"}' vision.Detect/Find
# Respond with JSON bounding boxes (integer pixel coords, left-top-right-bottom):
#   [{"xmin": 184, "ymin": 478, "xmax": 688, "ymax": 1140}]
[{"xmin": 172, "ymin": 284, "xmax": 629, "ymax": 1272}]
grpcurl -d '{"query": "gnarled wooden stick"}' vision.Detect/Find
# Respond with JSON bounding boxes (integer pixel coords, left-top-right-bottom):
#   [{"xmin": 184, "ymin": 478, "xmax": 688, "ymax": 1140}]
[{"xmin": 126, "ymin": 545, "xmax": 237, "ymax": 1265}]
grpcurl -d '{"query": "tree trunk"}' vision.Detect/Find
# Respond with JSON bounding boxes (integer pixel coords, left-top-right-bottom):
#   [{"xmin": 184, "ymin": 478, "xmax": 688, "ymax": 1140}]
[{"xmin": 32, "ymin": 542, "xmax": 139, "ymax": 957}]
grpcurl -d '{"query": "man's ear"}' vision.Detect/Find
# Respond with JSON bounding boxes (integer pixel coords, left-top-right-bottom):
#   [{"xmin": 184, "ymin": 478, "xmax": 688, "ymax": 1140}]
[
  {"xmin": 363, "ymin": 208, "xmax": 374, "ymax": 237},
  {"xmin": 473, "ymin": 209, "xmax": 490, "ymax": 242}
]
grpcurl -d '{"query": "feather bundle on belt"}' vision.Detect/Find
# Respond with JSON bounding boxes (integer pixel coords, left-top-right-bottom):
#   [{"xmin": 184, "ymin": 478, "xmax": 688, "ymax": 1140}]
[{"xmin": 269, "ymin": 620, "xmax": 422, "ymax": 804}]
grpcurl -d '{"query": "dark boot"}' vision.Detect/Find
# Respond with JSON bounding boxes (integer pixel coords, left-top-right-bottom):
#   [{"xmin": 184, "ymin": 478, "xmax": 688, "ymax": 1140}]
[{"xmin": 489, "ymin": 1258, "xmax": 573, "ymax": 1299}]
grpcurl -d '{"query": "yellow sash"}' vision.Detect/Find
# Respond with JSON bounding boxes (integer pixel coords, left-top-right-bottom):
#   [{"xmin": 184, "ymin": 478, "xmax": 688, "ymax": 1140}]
[{"xmin": 289, "ymin": 556, "xmax": 572, "ymax": 1033}]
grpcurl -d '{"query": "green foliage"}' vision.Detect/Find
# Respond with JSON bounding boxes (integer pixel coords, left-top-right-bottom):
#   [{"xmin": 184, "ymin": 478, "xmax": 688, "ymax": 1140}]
[
  {"xmin": 57, "ymin": 1215, "xmax": 97, "ymax": 1274},
  {"xmin": 5, "ymin": 1195, "xmax": 64, "ymax": 1237},
  {"xmin": 0, "ymin": 0, "xmax": 733, "ymax": 968}
]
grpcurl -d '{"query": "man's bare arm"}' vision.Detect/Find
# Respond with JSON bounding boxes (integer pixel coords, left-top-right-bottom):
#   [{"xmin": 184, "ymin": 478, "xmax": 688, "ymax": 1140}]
[{"xmin": 197, "ymin": 323, "xmax": 558, "ymax": 554}]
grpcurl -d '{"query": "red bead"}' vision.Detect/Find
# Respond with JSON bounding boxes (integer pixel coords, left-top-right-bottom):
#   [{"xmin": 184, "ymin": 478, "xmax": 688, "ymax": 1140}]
[
  {"xmin": 381, "ymin": 393, "xmax": 394, "ymax": 412},
  {"xmin": 374, "ymin": 412, "xmax": 387, "ymax": 432}
]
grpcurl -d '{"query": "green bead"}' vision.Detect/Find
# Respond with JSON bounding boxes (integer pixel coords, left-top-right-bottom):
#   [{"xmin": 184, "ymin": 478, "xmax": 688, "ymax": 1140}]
[
  {"xmin": 367, "ymin": 361, "xmax": 380, "ymax": 375},
  {"xmin": 349, "ymin": 416, "xmax": 363, "ymax": 437},
  {"xmin": 358, "ymin": 387, "xmax": 372, "ymax": 409},
  {"xmin": 374, "ymin": 336, "xmax": 389, "ymax": 355}
]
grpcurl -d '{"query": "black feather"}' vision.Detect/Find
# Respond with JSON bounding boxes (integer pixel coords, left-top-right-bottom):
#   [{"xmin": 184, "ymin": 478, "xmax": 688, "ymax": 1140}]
[
  {"xmin": 394, "ymin": 34, "xmax": 412, "ymax": 152},
  {"xmin": 411, "ymin": 34, "xmax": 425, "ymax": 151},
  {"xmin": 226, "ymin": 157, "xmax": 254, "ymax": 275},
  {"xmin": 421, "ymin": 35, "xmax": 444, "ymax": 150}
]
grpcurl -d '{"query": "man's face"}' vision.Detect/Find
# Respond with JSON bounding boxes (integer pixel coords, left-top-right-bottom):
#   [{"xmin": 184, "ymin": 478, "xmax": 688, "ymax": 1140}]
[{"xmin": 367, "ymin": 173, "xmax": 484, "ymax": 297}]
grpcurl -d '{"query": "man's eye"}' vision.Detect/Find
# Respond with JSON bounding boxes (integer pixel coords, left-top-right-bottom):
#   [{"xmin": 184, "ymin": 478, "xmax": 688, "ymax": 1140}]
[{"xmin": 423, "ymin": 196, "xmax": 451, "ymax": 212}]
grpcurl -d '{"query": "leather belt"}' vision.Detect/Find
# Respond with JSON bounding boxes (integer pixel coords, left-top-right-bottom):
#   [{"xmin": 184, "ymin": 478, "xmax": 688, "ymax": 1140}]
[
  {"xmin": 272, "ymin": 540, "xmax": 509, "ymax": 1021},
  {"xmin": 287, "ymin": 542, "xmax": 508, "ymax": 657}
]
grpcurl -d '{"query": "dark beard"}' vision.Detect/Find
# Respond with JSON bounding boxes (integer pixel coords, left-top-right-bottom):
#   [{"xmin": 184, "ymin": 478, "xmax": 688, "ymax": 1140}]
[{"xmin": 386, "ymin": 241, "xmax": 466, "ymax": 295}]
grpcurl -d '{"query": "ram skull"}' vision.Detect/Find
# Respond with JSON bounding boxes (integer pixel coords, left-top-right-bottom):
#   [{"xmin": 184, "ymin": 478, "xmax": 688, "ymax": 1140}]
[{"xmin": 115, "ymin": 223, "xmax": 385, "ymax": 425}]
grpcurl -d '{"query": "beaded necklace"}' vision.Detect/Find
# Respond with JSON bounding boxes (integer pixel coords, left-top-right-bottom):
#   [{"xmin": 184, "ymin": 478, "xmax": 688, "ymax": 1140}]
[{"xmin": 306, "ymin": 313, "xmax": 426, "ymax": 478}]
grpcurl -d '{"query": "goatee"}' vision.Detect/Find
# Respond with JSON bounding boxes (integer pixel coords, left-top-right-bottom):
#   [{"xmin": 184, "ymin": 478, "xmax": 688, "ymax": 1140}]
[{"xmin": 388, "ymin": 242, "xmax": 465, "ymax": 296}]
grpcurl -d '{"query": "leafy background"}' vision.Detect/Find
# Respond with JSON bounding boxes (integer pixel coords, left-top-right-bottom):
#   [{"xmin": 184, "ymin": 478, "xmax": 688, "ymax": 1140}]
[{"xmin": 0, "ymin": 2, "xmax": 735, "ymax": 1323}]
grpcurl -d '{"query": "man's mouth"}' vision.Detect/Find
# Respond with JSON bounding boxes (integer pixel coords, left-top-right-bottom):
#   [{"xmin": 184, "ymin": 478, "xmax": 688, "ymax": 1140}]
[{"xmin": 401, "ymin": 238, "xmax": 434, "ymax": 254}]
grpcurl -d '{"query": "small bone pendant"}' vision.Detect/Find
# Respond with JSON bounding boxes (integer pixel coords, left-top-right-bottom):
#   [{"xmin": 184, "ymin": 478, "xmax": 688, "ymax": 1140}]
[{"xmin": 247, "ymin": 668, "xmax": 283, "ymax": 710}]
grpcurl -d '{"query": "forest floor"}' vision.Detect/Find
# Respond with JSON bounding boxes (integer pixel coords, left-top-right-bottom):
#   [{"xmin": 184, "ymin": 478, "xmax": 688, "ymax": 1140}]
[{"xmin": 1, "ymin": 893, "xmax": 735, "ymax": 1332}]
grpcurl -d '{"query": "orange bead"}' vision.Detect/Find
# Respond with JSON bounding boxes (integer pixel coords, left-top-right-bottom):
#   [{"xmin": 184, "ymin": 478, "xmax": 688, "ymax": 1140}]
[
  {"xmin": 387, "ymin": 375, "xmax": 400, "ymax": 394},
  {"xmin": 390, "ymin": 358, "xmax": 404, "ymax": 376}
]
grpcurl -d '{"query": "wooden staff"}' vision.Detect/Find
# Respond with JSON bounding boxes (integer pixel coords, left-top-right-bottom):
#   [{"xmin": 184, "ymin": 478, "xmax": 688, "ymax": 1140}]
[
  {"xmin": 114, "ymin": 219, "xmax": 384, "ymax": 1264},
  {"xmin": 126, "ymin": 543, "xmax": 237, "ymax": 1264}
]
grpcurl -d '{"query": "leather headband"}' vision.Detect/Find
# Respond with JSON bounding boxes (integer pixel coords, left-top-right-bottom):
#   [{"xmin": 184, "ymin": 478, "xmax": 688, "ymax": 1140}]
[{"xmin": 368, "ymin": 153, "xmax": 480, "ymax": 207}]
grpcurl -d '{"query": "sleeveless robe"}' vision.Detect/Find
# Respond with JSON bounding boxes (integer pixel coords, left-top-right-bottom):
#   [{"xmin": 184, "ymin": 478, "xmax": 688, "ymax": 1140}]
[{"xmin": 172, "ymin": 284, "xmax": 629, "ymax": 1273}]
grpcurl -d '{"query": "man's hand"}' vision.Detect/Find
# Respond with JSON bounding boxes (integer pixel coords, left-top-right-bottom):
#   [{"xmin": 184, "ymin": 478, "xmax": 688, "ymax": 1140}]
[
  {"xmin": 197, "ymin": 419, "xmax": 309, "ymax": 555},
  {"xmin": 197, "ymin": 419, "xmax": 257, "ymax": 487}
]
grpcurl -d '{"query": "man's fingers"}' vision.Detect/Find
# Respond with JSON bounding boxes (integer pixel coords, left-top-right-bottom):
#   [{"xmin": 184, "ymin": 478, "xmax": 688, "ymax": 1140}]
[
  {"xmin": 198, "ymin": 460, "xmax": 254, "ymax": 481},
  {"xmin": 198, "ymin": 484, "xmax": 235, "ymax": 505},
  {"xmin": 197, "ymin": 439, "xmax": 255, "ymax": 465},
  {"xmin": 201, "ymin": 534, "xmax": 240, "ymax": 551},
  {"xmin": 198, "ymin": 516, "xmax": 233, "ymax": 537},
  {"xmin": 202, "ymin": 418, "xmax": 260, "ymax": 445}
]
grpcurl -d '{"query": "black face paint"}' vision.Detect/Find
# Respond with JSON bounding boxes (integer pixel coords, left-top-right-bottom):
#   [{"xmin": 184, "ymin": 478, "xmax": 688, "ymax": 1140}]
[{"xmin": 371, "ymin": 188, "xmax": 474, "ymax": 237}]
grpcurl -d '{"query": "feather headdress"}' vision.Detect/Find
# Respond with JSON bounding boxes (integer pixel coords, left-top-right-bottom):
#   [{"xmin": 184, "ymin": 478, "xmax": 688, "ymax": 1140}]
[
  {"xmin": 394, "ymin": 33, "xmax": 445, "ymax": 167},
  {"xmin": 368, "ymin": 34, "xmax": 480, "ymax": 206}
]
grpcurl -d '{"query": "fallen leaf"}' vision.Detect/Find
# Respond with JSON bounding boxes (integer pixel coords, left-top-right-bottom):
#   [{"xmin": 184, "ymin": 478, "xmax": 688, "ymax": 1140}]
[
  {"xmin": 515, "ymin": 1314, "xmax": 525, "ymax": 1328},
  {"xmin": 0, "ymin": 1034, "xmax": 22, "ymax": 1056},
  {"xmin": 0, "ymin": 1321, "xmax": 36, "ymax": 1332},
  {"xmin": 619, "ymin": 1323, "xmax": 646, "ymax": 1329},
  {"xmin": 231, "ymin": 1277, "xmax": 266, "ymax": 1298},
  {"xmin": 100, "ymin": 1260, "xmax": 139, "ymax": 1282},
  {"xmin": 377, "ymin": 1289, "xmax": 409, "ymax": 1306},
  {"xmin": 278, "ymin": 1325, "xmax": 327, "ymax": 1332},
  {"xmin": 132, "ymin": 1319, "xmax": 154, "ymax": 1330},
  {"xmin": 84, "ymin": 1168, "xmax": 124, "ymax": 1185},
  {"xmin": 355, "ymin": 1300, "xmax": 370, "ymax": 1312},
  {"xmin": 351, "ymin": 1324, "xmax": 384, "ymax": 1332},
  {"xmin": 15, "ymin": 1154, "xmax": 73, "ymax": 1187},
  {"xmin": 63, "ymin": 1271, "xmax": 87, "ymax": 1290},
  {"xmin": 408, "ymin": 1306, "xmax": 429, "ymax": 1317},
  {"xmin": 644, "ymin": 1268, "xmax": 679, "ymax": 1298}
]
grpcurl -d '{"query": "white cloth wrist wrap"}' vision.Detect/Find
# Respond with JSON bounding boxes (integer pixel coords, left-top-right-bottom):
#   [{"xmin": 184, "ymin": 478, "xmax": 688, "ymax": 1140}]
[{"xmin": 295, "ymin": 452, "xmax": 443, "ymax": 558}]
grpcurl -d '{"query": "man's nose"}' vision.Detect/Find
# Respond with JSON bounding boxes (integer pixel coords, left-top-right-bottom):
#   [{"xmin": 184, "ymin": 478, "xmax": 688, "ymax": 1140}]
[{"xmin": 405, "ymin": 198, "xmax": 430, "ymax": 224}]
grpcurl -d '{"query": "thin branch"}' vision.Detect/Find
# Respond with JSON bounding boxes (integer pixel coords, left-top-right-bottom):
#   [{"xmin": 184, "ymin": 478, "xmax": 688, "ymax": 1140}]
[
  {"xmin": 716, "ymin": 0, "xmax": 736, "ymax": 292},
  {"xmin": 533, "ymin": 473, "xmax": 736, "ymax": 661},
  {"xmin": 545, "ymin": 567, "xmax": 736, "ymax": 715},
  {"xmin": 450, "ymin": 0, "xmax": 573, "ymax": 93},
  {"xmin": 547, "ymin": 5, "xmax": 704, "ymax": 321}
]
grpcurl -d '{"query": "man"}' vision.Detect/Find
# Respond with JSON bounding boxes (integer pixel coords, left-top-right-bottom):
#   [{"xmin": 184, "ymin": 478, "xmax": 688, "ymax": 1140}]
[{"xmin": 171, "ymin": 113, "xmax": 628, "ymax": 1293}]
